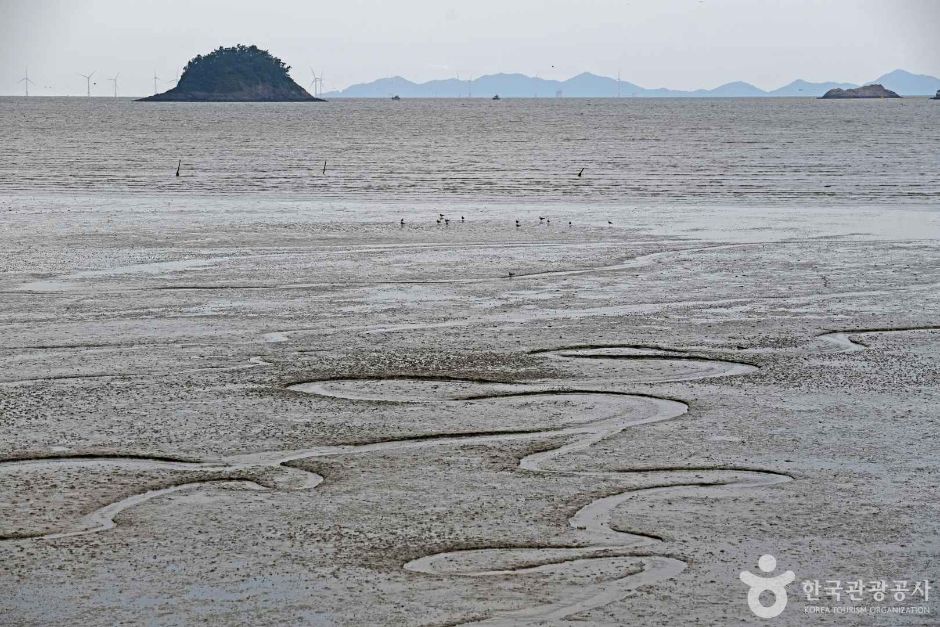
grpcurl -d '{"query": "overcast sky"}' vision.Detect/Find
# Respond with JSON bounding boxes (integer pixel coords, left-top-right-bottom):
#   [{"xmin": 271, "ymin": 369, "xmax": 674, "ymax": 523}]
[{"xmin": 1, "ymin": 0, "xmax": 938, "ymax": 96}]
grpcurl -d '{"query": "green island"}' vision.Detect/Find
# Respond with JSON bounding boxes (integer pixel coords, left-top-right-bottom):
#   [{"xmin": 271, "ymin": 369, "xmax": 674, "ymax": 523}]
[{"xmin": 139, "ymin": 45, "xmax": 322, "ymax": 102}]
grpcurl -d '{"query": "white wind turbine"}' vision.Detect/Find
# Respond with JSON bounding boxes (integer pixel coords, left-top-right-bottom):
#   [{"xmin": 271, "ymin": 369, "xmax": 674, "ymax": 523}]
[
  {"xmin": 152, "ymin": 71, "xmax": 161, "ymax": 95},
  {"xmin": 79, "ymin": 71, "xmax": 95, "ymax": 97},
  {"xmin": 309, "ymin": 68, "xmax": 323, "ymax": 97},
  {"xmin": 19, "ymin": 67, "xmax": 34, "ymax": 97},
  {"xmin": 108, "ymin": 73, "xmax": 119, "ymax": 97}
]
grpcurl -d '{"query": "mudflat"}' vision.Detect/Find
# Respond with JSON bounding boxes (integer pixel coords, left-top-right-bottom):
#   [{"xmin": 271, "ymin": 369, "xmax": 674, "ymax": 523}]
[{"xmin": 0, "ymin": 195, "xmax": 937, "ymax": 625}]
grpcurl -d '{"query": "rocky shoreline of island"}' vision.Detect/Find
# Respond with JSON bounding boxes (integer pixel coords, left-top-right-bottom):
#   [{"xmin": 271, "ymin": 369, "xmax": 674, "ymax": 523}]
[{"xmin": 820, "ymin": 84, "xmax": 900, "ymax": 99}]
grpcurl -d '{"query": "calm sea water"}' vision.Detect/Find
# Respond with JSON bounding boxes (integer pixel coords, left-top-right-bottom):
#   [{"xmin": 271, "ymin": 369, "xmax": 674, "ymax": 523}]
[{"xmin": 1, "ymin": 97, "xmax": 938, "ymax": 205}]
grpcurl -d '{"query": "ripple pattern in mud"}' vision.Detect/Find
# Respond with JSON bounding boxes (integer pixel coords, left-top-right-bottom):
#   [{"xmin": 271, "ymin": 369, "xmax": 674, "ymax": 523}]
[
  {"xmin": 816, "ymin": 325, "xmax": 940, "ymax": 353},
  {"xmin": 536, "ymin": 344, "xmax": 759, "ymax": 384},
  {"xmin": 287, "ymin": 377, "xmax": 521, "ymax": 402},
  {"xmin": 281, "ymin": 346, "xmax": 775, "ymax": 623},
  {"xmin": 2, "ymin": 342, "xmax": 789, "ymax": 624},
  {"xmin": 0, "ymin": 454, "xmax": 323, "ymax": 541}
]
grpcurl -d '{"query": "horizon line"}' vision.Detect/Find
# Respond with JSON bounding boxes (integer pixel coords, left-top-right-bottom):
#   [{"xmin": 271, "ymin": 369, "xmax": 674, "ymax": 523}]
[{"xmin": 4, "ymin": 67, "xmax": 938, "ymax": 98}]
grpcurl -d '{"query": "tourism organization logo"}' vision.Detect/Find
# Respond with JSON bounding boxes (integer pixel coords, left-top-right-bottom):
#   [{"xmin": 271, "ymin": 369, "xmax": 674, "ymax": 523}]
[
  {"xmin": 740, "ymin": 554, "xmax": 796, "ymax": 618},
  {"xmin": 739, "ymin": 554, "xmax": 932, "ymax": 619}
]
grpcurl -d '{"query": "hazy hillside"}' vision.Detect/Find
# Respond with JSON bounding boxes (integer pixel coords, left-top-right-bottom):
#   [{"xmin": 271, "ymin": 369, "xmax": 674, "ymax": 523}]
[
  {"xmin": 322, "ymin": 69, "xmax": 939, "ymax": 98},
  {"xmin": 872, "ymin": 69, "xmax": 940, "ymax": 95},
  {"xmin": 769, "ymin": 79, "xmax": 858, "ymax": 97}
]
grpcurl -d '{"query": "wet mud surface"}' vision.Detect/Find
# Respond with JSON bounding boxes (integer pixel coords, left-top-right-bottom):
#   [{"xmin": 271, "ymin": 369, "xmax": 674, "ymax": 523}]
[{"xmin": 1, "ymin": 197, "xmax": 938, "ymax": 625}]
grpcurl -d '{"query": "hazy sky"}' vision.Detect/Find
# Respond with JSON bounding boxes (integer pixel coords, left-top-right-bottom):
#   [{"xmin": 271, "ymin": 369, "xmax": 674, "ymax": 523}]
[{"xmin": 1, "ymin": 0, "xmax": 938, "ymax": 96}]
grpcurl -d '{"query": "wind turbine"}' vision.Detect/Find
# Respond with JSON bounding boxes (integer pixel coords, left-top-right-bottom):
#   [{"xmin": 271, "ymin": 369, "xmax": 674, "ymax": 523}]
[
  {"xmin": 309, "ymin": 68, "xmax": 320, "ymax": 97},
  {"xmin": 79, "ymin": 71, "xmax": 95, "ymax": 97},
  {"xmin": 108, "ymin": 73, "xmax": 119, "ymax": 97},
  {"xmin": 19, "ymin": 67, "xmax": 34, "ymax": 97},
  {"xmin": 152, "ymin": 71, "xmax": 160, "ymax": 95},
  {"xmin": 310, "ymin": 68, "xmax": 323, "ymax": 98}
]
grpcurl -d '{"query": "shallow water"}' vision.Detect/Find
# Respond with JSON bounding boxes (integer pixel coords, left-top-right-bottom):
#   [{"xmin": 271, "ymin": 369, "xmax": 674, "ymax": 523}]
[{"xmin": 2, "ymin": 97, "xmax": 938, "ymax": 205}]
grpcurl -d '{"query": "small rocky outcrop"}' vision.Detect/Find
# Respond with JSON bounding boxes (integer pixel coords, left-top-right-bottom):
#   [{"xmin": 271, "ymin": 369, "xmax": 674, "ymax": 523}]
[{"xmin": 820, "ymin": 84, "xmax": 901, "ymax": 99}]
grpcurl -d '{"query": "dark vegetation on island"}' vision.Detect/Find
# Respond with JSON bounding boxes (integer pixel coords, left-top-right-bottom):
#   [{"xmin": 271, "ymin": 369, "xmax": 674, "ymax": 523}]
[
  {"xmin": 139, "ymin": 45, "xmax": 322, "ymax": 102},
  {"xmin": 820, "ymin": 84, "xmax": 901, "ymax": 99}
]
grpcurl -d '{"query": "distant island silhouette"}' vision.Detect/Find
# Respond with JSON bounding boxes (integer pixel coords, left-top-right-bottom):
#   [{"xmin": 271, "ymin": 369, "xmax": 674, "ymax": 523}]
[
  {"xmin": 139, "ymin": 45, "xmax": 322, "ymax": 102},
  {"xmin": 820, "ymin": 84, "xmax": 900, "ymax": 99},
  {"xmin": 322, "ymin": 69, "xmax": 940, "ymax": 99}
]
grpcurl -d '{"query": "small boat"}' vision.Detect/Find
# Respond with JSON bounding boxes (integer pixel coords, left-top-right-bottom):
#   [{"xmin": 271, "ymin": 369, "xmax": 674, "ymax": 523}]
[
  {"xmin": 932, "ymin": 90, "xmax": 940, "ymax": 100},
  {"xmin": 391, "ymin": 95, "xmax": 401, "ymax": 100},
  {"xmin": 492, "ymin": 94, "xmax": 500, "ymax": 100}
]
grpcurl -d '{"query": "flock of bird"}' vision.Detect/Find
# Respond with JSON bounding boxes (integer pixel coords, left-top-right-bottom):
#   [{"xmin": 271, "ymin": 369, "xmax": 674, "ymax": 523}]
[
  {"xmin": 394, "ymin": 167, "xmax": 610, "ymax": 231},
  {"xmin": 400, "ymin": 213, "xmax": 614, "ymax": 229},
  {"xmin": 173, "ymin": 161, "xmax": 612, "ymax": 232}
]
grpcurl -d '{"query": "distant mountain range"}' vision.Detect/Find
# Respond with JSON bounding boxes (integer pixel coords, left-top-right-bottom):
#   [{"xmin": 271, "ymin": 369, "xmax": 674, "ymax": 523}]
[{"xmin": 322, "ymin": 69, "xmax": 940, "ymax": 98}]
